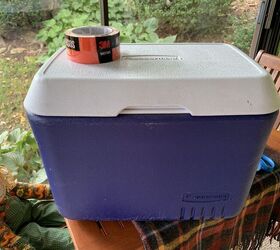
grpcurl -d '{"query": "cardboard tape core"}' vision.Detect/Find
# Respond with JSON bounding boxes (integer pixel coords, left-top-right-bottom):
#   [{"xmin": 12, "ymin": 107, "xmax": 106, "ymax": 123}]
[{"xmin": 72, "ymin": 26, "xmax": 113, "ymax": 36}]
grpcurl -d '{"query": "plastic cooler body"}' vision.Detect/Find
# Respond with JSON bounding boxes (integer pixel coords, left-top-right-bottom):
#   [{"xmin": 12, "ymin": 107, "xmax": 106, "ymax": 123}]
[
  {"xmin": 27, "ymin": 111, "xmax": 278, "ymax": 220},
  {"xmin": 24, "ymin": 44, "xmax": 280, "ymax": 220}
]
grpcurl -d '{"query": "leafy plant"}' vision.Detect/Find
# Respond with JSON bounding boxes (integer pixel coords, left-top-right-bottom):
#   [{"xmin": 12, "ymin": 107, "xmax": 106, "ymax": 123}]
[
  {"xmin": 111, "ymin": 18, "xmax": 176, "ymax": 43},
  {"xmin": 134, "ymin": 0, "xmax": 233, "ymax": 40},
  {"xmin": 0, "ymin": 128, "xmax": 47, "ymax": 183},
  {"xmin": 37, "ymin": 0, "xmax": 176, "ymax": 61},
  {"xmin": 227, "ymin": 14, "xmax": 255, "ymax": 54},
  {"xmin": 0, "ymin": 56, "xmax": 38, "ymax": 132},
  {"xmin": 0, "ymin": 0, "xmax": 54, "ymax": 36},
  {"xmin": 37, "ymin": 0, "xmax": 131, "ymax": 59}
]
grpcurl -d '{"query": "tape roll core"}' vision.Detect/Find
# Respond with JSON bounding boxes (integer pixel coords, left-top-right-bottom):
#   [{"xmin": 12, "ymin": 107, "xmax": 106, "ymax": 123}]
[
  {"xmin": 65, "ymin": 26, "xmax": 120, "ymax": 64},
  {"xmin": 71, "ymin": 26, "xmax": 113, "ymax": 36}
]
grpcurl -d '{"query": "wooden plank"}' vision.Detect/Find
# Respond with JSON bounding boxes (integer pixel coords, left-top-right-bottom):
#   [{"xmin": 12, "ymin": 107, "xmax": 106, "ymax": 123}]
[
  {"xmin": 266, "ymin": 129, "xmax": 280, "ymax": 166},
  {"xmin": 65, "ymin": 220, "xmax": 144, "ymax": 250},
  {"xmin": 266, "ymin": 130, "xmax": 280, "ymax": 151},
  {"xmin": 255, "ymin": 51, "xmax": 280, "ymax": 131},
  {"xmin": 266, "ymin": 67, "xmax": 272, "ymax": 73},
  {"xmin": 271, "ymin": 69, "xmax": 279, "ymax": 82},
  {"xmin": 258, "ymin": 53, "xmax": 280, "ymax": 71},
  {"xmin": 273, "ymin": 115, "xmax": 280, "ymax": 130},
  {"xmin": 275, "ymin": 75, "xmax": 280, "ymax": 92},
  {"xmin": 254, "ymin": 50, "xmax": 265, "ymax": 63}
]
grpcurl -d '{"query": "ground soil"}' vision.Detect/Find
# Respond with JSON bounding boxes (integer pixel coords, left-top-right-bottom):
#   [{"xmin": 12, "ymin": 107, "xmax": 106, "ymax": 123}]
[{"xmin": 0, "ymin": 29, "xmax": 46, "ymax": 59}]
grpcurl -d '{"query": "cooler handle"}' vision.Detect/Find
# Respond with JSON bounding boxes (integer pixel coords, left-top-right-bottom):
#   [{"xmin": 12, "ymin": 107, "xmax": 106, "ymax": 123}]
[{"xmin": 119, "ymin": 106, "xmax": 191, "ymax": 115}]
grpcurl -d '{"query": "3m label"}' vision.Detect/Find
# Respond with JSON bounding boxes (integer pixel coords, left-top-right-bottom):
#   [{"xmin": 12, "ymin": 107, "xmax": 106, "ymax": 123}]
[
  {"xmin": 182, "ymin": 192, "xmax": 230, "ymax": 203},
  {"xmin": 96, "ymin": 33, "xmax": 120, "ymax": 63},
  {"xmin": 65, "ymin": 36, "xmax": 80, "ymax": 51}
]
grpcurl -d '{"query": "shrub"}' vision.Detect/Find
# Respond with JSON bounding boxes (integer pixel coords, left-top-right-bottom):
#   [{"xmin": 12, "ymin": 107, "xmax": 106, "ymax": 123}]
[
  {"xmin": 37, "ymin": 0, "xmax": 131, "ymax": 59},
  {"xmin": 37, "ymin": 0, "xmax": 176, "ymax": 61},
  {"xmin": 227, "ymin": 15, "xmax": 255, "ymax": 54},
  {"xmin": 0, "ymin": 0, "xmax": 56, "ymax": 36},
  {"xmin": 111, "ymin": 19, "xmax": 176, "ymax": 43},
  {"xmin": 134, "ymin": 0, "xmax": 233, "ymax": 40},
  {"xmin": 0, "ymin": 128, "xmax": 47, "ymax": 183}
]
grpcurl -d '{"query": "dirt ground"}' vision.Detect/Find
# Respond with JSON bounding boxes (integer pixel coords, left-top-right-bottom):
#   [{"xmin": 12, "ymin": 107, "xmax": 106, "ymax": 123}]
[
  {"xmin": 231, "ymin": 0, "xmax": 260, "ymax": 16},
  {"xmin": 0, "ymin": 30, "xmax": 44, "ymax": 132},
  {"xmin": 0, "ymin": 30, "xmax": 45, "ymax": 59}
]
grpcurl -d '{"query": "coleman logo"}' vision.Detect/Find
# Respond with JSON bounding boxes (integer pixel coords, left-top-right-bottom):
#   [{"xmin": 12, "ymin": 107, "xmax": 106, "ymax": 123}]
[{"xmin": 182, "ymin": 193, "xmax": 230, "ymax": 203}]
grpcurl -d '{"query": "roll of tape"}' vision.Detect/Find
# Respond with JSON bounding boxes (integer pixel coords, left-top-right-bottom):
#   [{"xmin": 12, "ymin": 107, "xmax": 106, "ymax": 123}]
[{"xmin": 65, "ymin": 26, "xmax": 120, "ymax": 64}]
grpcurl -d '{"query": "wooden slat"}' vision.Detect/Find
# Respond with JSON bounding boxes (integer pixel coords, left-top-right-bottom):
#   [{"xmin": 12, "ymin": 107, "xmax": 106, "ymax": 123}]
[
  {"xmin": 266, "ymin": 67, "xmax": 272, "ymax": 73},
  {"xmin": 65, "ymin": 220, "xmax": 144, "ymax": 250},
  {"xmin": 273, "ymin": 114, "xmax": 280, "ymax": 130},
  {"xmin": 267, "ymin": 130, "xmax": 280, "ymax": 150},
  {"xmin": 258, "ymin": 53, "xmax": 280, "ymax": 71},
  {"xmin": 275, "ymin": 76, "xmax": 280, "ymax": 92},
  {"xmin": 255, "ymin": 50, "xmax": 265, "ymax": 63},
  {"xmin": 266, "ymin": 130, "xmax": 280, "ymax": 166},
  {"xmin": 255, "ymin": 51, "xmax": 280, "ymax": 130},
  {"xmin": 271, "ymin": 70, "xmax": 279, "ymax": 82}
]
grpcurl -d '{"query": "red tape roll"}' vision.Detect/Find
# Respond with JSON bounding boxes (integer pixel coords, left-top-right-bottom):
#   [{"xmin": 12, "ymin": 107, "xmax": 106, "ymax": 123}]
[{"xmin": 65, "ymin": 26, "xmax": 120, "ymax": 64}]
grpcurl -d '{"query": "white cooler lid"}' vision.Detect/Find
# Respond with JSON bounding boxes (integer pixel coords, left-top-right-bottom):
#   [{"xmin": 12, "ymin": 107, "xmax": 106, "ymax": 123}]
[{"xmin": 24, "ymin": 43, "xmax": 280, "ymax": 117}]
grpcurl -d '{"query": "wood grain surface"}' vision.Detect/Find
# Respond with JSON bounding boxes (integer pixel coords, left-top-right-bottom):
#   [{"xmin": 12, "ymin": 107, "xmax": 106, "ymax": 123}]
[{"xmin": 66, "ymin": 220, "xmax": 144, "ymax": 250}]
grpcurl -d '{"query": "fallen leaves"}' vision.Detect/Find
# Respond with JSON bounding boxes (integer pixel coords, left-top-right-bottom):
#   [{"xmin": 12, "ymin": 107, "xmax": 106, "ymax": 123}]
[
  {"xmin": 0, "ymin": 48, "xmax": 6, "ymax": 54},
  {"xmin": 10, "ymin": 47, "xmax": 27, "ymax": 54}
]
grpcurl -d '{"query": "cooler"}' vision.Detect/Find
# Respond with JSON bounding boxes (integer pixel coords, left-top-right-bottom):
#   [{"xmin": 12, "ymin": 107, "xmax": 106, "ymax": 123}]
[{"xmin": 24, "ymin": 44, "xmax": 280, "ymax": 220}]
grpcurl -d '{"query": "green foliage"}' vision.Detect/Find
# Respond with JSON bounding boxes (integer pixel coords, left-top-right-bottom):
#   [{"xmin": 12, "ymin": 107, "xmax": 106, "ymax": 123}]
[
  {"xmin": 37, "ymin": 0, "xmax": 131, "ymax": 59},
  {"xmin": 111, "ymin": 19, "xmax": 176, "ymax": 43},
  {"xmin": 0, "ymin": 129, "xmax": 47, "ymax": 183},
  {"xmin": 0, "ymin": 56, "xmax": 38, "ymax": 131},
  {"xmin": 227, "ymin": 15, "xmax": 255, "ymax": 54},
  {"xmin": 37, "ymin": 0, "xmax": 176, "ymax": 61},
  {"xmin": 134, "ymin": 0, "xmax": 233, "ymax": 39},
  {"xmin": 0, "ymin": 0, "xmax": 52, "ymax": 35}
]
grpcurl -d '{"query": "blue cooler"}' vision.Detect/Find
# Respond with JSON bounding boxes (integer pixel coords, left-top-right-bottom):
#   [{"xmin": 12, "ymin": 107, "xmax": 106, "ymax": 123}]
[{"xmin": 24, "ymin": 44, "xmax": 280, "ymax": 220}]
